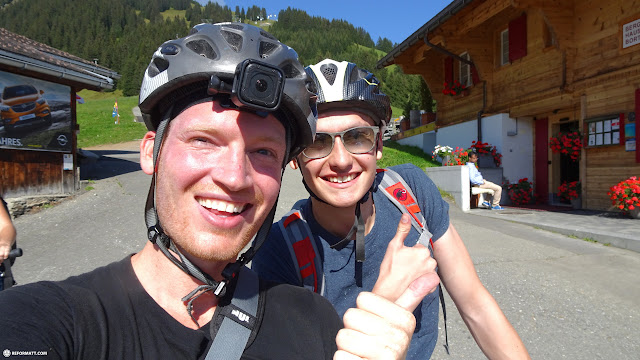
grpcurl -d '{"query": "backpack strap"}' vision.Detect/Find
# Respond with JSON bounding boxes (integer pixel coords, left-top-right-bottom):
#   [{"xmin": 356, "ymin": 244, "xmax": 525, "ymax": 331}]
[
  {"xmin": 206, "ymin": 266, "xmax": 260, "ymax": 360},
  {"xmin": 278, "ymin": 210, "xmax": 325, "ymax": 295},
  {"xmin": 377, "ymin": 168, "xmax": 433, "ymax": 248},
  {"xmin": 377, "ymin": 168, "xmax": 450, "ymax": 355}
]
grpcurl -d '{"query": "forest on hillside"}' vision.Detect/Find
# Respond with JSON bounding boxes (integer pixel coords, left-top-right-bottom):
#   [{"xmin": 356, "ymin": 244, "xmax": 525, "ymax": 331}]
[{"xmin": 0, "ymin": 0, "xmax": 432, "ymax": 115}]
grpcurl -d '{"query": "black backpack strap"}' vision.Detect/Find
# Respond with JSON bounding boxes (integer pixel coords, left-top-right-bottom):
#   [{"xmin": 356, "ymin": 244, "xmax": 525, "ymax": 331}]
[{"xmin": 206, "ymin": 266, "xmax": 260, "ymax": 360}]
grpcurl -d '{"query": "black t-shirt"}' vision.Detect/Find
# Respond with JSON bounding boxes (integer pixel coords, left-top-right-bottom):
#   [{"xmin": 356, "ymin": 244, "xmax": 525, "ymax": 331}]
[{"xmin": 0, "ymin": 256, "xmax": 341, "ymax": 359}]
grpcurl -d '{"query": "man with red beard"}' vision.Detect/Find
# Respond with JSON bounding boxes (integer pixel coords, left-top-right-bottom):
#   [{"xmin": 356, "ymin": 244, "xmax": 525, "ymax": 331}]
[{"xmin": 0, "ymin": 25, "xmax": 435, "ymax": 360}]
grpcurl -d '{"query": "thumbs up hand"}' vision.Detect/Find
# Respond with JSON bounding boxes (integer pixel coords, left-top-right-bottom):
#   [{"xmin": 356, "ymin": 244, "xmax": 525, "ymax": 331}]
[{"xmin": 334, "ymin": 214, "xmax": 440, "ymax": 360}]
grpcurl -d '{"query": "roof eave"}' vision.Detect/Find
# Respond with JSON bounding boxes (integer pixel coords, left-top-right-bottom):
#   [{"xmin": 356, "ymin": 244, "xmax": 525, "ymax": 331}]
[
  {"xmin": 0, "ymin": 50, "xmax": 116, "ymax": 90},
  {"xmin": 376, "ymin": 0, "xmax": 474, "ymax": 69}
]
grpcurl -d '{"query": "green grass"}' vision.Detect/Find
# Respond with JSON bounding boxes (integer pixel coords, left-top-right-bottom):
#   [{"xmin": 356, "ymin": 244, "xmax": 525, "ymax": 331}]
[
  {"xmin": 379, "ymin": 140, "xmax": 440, "ymax": 169},
  {"xmin": 76, "ymin": 90, "xmax": 147, "ymax": 148},
  {"xmin": 391, "ymin": 105, "xmax": 402, "ymax": 119}
]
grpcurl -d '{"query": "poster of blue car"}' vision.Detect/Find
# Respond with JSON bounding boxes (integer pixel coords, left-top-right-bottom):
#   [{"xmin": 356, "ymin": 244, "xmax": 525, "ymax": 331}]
[{"xmin": 0, "ymin": 70, "xmax": 73, "ymax": 152}]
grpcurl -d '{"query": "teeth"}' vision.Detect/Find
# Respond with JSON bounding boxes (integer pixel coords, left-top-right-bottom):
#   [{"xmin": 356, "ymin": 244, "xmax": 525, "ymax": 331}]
[
  {"xmin": 328, "ymin": 174, "xmax": 356, "ymax": 183},
  {"xmin": 198, "ymin": 198, "xmax": 245, "ymax": 213}
]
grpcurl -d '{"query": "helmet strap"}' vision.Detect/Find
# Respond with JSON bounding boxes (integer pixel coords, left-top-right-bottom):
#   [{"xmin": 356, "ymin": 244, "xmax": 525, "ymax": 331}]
[{"xmin": 144, "ymin": 106, "xmax": 228, "ymax": 326}]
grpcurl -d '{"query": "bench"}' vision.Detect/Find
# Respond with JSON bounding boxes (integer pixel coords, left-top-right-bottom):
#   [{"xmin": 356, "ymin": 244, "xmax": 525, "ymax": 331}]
[{"xmin": 470, "ymin": 187, "xmax": 494, "ymax": 209}]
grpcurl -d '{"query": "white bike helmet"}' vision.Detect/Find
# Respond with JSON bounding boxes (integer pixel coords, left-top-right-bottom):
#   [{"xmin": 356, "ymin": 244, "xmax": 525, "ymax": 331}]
[{"xmin": 305, "ymin": 59, "xmax": 391, "ymax": 125}]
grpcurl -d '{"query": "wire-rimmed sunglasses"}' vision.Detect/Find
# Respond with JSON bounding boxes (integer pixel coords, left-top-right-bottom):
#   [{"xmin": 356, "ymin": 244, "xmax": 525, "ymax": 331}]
[{"xmin": 302, "ymin": 126, "xmax": 380, "ymax": 159}]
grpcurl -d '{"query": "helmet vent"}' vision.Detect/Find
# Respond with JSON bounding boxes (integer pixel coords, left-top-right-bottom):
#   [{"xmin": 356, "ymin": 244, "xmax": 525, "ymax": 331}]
[
  {"xmin": 320, "ymin": 63, "xmax": 338, "ymax": 85},
  {"xmin": 281, "ymin": 63, "xmax": 300, "ymax": 78},
  {"xmin": 260, "ymin": 30, "xmax": 276, "ymax": 40},
  {"xmin": 221, "ymin": 30, "xmax": 243, "ymax": 52},
  {"xmin": 259, "ymin": 41, "xmax": 278, "ymax": 59},
  {"xmin": 186, "ymin": 39, "xmax": 216, "ymax": 60},
  {"xmin": 147, "ymin": 57, "xmax": 169, "ymax": 78},
  {"xmin": 350, "ymin": 68, "xmax": 369, "ymax": 84},
  {"xmin": 222, "ymin": 23, "xmax": 244, "ymax": 31},
  {"xmin": 188, "ymin": 27, "xmax": 199, "ymax": 36}
]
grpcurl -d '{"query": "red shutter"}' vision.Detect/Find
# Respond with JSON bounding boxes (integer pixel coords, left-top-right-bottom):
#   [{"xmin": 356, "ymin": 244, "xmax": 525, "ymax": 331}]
[
  {"xmin": 444, "ymin": 56, "xmax": 453, "ymax": 84},
  {"xmin": 509, "ymin": 13, "xmax": 527, "ymax": 62},
  {"xmin": 636, "ymin": 89, "xmax": 640, "ymax": 163},
  {"xmin": 619, "ymin": 113, "xmax": 625, "ymax": 147},
  {"xmin": 471, "ymin": 65, "xmax": 480, "ymax": 84}
]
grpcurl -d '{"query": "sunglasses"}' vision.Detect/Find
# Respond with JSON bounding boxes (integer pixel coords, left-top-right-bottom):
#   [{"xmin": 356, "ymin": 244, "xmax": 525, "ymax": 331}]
[{"xmin": 302, "ymin": 126, "xmax": 380, "ymax": 159}]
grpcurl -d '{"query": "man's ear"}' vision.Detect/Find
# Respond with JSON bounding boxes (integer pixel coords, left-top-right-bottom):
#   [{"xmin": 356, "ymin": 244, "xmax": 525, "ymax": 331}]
[
  {"xmin": 289, "ymin": 158, "xmax": 299, "ymax": 170},
  {"xmin": 140, "ymin": 131, "xmax": 156, "ymax": 175},
  {"xmin": 376, "ymin": 132, "xmax": 384, "ymax": 161}
]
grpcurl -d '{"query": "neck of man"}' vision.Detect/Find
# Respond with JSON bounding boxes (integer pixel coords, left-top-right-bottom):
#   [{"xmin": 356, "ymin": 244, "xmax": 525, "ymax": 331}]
[
  {"xmin": 131, "ymin": 242, "xmax": 225, "ymax": 330},
  {"xmin": 311, "ymin": 195, "xmax": 376, "ymax": 240}
]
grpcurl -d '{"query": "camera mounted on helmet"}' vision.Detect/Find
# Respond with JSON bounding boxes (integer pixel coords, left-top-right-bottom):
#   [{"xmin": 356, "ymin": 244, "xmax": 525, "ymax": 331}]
[{"xmin": 207, "ymin": 59, "xmax": 285, "ymax": 114}]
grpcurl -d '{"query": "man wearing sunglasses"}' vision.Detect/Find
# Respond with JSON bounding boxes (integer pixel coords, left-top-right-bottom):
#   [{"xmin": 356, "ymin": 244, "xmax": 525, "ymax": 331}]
[{"xmin": 252, "ymin": 59, "xmax": 530, "ymax": 359}]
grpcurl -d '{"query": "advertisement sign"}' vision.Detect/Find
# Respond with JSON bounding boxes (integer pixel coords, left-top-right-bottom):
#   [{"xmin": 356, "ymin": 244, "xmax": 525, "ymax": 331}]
[{"xmin": 0, "ymin": 71, "xmax": 72, "ymax": 152}]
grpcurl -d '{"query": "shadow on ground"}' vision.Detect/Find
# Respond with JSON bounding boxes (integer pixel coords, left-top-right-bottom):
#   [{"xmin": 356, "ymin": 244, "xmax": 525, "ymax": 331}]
[{"xmin": 79, "ymin": 149, "xmax": 142, "ymax": 181}]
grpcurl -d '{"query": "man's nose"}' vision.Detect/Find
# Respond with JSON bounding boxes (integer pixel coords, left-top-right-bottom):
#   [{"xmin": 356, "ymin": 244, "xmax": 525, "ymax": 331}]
[
  {"xmin": 327, "ymin": 136, "xmax": 352, "ymax": 168},
  {"xmin": 214, "ymin": 148, "xmax": 252, "ymax": 191}
]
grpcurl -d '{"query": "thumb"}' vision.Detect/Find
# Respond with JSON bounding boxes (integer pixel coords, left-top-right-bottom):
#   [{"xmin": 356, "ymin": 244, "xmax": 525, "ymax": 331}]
[
  {"xmin": 394, "ymin": 272, "xmax": 441, "ymax": 312},
  {"xmin": 389, "ymin": 213, "xmax": 412, "ymax": 250}
]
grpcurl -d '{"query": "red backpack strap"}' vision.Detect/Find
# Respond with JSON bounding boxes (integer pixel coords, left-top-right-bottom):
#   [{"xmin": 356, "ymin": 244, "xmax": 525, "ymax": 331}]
[
  {"xmin": 377, "ymin": 168, "xmax": 433, "ymax": 249},
  {"xmin": 277, "ymin": 210, "xmax": 324, "ymax": 295},
  {"xmin": 378, "ymin": 168, "xmax": 448, "ymax": 353}
]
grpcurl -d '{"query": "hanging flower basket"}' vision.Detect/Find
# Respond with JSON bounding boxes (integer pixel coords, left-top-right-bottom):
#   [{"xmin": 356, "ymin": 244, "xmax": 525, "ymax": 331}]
[
  {"xmin": 470, "ymin": 141, "xmax": 502, "ymax": 167},
  {"xmin": 550, "ymin": 131, "xmax": 582, "ymax": 162},
  {"xmin": 607, "ymin": 176, "xmax": 640, "ymax": 218},
  {"xmin": 442, "ymin": 80, "xmax": 467, "ymax": 97}
]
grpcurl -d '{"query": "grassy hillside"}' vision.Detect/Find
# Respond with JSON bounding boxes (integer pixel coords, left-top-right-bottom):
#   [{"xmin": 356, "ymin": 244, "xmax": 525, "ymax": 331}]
[{"xmin": 76, "ymin": 90, "xmax": 146, "ymax": 148}]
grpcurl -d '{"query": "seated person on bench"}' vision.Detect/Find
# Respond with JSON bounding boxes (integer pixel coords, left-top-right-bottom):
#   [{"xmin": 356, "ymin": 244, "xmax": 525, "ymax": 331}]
[{"xmin": 467, "ymin": 151, "xmax": 503, "ymax": 210}]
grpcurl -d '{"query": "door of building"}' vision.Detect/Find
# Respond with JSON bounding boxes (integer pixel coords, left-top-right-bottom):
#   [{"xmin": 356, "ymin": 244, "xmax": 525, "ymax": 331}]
[{"xmin": 534, "ymin": 118, "xmax": 549, "ymax": 203}]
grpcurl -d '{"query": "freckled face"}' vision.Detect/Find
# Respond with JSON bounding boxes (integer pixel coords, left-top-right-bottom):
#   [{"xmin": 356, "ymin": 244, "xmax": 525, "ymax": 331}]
[
  {"xmin": 298, "ymin": 110, "xmax": 382, "ymax": 208},
  {"xmin": 153, "ymin": 101, "xmax": 286, "ymax": 263}
]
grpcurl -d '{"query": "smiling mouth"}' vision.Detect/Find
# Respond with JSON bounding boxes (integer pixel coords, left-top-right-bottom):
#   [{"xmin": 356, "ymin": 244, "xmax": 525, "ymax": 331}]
[
  {"xmin": 325, "ymin": 173, "xmax": 358, "ymax": 184},
  {"xmin": 197, "ymin": 198, "xmax": 247, "ymax": 215}
]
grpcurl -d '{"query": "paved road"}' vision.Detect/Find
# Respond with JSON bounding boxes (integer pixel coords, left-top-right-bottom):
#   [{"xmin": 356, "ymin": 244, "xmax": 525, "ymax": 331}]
[{"xmin": 8, "ymin": 141, "xmax": 640, "ymax": 359}]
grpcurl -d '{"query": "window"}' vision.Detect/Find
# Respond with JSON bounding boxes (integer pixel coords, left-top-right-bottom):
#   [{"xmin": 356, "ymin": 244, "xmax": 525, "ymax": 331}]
[
  {"xmin": 500, "ymin": 29, "xmax": 509, "ymax": 66},
  {"xmin": 459, "ymin": 52, "xmax": 471, "ymax": 86}
]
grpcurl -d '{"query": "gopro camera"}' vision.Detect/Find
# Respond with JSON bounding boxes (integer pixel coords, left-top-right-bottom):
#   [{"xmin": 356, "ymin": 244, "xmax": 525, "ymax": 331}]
[{"xmin": 232, "ymin": 59, "xmax": 284, "ymax": 111}]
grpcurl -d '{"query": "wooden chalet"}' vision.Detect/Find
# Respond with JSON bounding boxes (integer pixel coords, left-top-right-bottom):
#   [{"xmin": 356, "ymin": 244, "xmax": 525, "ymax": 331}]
[
  {"xmin": 378, "ymin": 0, "xmax": 640, "ymax": 211},
  {"xmin": 0, "ymin": 28, "xmax": 119, "ymax": 199}
]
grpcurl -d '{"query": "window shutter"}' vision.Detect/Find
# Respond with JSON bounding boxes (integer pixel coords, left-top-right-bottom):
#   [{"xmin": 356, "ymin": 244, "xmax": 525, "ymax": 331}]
[
  {"xmin": 444, "ymin": 56, "xmax": 453, "ymax": 84},
  {"xmin": 509, "ymin": 13, "xmax": 527, "ymax": 62},
  {"xmin": 471, "ymin": 65, "xmax": 480, "ymax": 84}
]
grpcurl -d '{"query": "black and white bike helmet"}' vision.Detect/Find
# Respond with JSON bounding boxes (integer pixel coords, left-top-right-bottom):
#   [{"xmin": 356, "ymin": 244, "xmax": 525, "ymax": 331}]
[
  {"xmin": 138, "ymin": 23, "xmax": 317, "ymax": 320},
  {"xmin": 305, "ymin": 59, "xmax": 391, "ymax": 126},
  {"xmin": 302, "ymin": 59, "xmax": 391, "ymax": 276}
]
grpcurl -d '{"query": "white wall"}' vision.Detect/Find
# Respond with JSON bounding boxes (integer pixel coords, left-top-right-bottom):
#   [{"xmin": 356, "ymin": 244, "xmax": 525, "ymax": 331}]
[
  {"xmin": 398, "ymin": 113, "xmax": 535, "ymax": 187},
  {"xmin": 396, "ymin": 131, "xmax": 437, "ymax": 157},
  {"xmin": 437, "ymin": 119, "xmax": 477, "ymax": 151},
  {"xmin": 424, "ymin": 165, "xmax": 471, "ymax": 211},
  {"xmin": 498, "ymin": 115, "xmax": 534, "ymax": 184}
]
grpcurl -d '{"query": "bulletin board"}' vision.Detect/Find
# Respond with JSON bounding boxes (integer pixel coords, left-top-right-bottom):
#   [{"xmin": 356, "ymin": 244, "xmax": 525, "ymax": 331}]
[{"xmin": 585, "ymin": 115, "xmax": 621, "ymax": 148}]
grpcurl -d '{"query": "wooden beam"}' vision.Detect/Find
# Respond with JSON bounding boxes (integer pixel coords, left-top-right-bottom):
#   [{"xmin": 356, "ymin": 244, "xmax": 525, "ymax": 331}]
[{"xmin": 455, "ymin": 0, "xmax": 512, "ymax": 34}]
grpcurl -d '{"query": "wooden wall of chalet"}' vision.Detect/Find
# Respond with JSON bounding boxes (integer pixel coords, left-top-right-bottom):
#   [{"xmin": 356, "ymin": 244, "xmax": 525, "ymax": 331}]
[
  {"xmin": 575, "ymin": 2, "xmax": 640, "ymax": 211},
  {"xmin": 0, "ymin": 149, "xmax": 75, "ymax": 197},
  {"xmin": 1, "ymin": 90, "xmax": 77, "ymax": 198}
]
